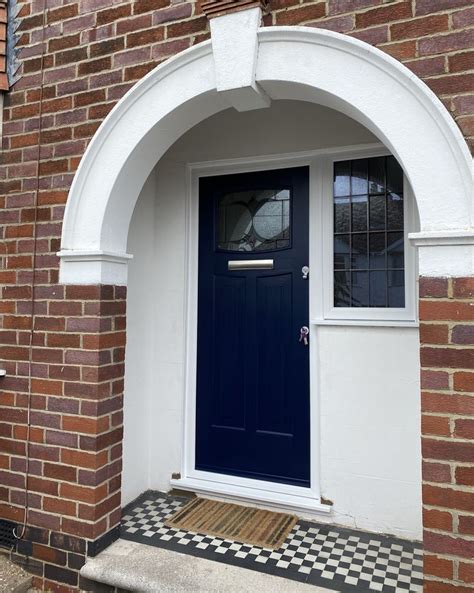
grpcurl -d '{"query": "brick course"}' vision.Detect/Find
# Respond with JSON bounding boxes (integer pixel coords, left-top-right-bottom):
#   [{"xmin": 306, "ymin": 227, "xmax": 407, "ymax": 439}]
[{"xmin": 0, "ymin": 0, "xmax": 473, "ymax": 591}]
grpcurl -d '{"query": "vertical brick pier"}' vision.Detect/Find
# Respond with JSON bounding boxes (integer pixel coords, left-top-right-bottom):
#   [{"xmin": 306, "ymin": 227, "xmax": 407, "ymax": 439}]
[{"xmin": 420, "ymin": 278, "xmax": 474, "ymax": 593}]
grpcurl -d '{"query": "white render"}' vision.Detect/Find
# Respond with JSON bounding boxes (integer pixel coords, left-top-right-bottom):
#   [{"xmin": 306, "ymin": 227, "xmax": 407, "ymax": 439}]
[
  {"xmin": 209, "ymin": 7, "xmax": 270, "ymax": 111},
  {"xmin": 123, "ymin": 103, "xmax": 422, "ymax": 539},
  {"xmin": 59, "ymin": 26, "xmax": 473, "ymax": 283}
]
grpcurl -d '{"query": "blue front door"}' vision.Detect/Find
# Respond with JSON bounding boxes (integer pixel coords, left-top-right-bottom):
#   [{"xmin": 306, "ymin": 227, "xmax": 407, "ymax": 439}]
[{"xmin": 196, "ymin": 167, "xmax": 310, "ymax": 488}]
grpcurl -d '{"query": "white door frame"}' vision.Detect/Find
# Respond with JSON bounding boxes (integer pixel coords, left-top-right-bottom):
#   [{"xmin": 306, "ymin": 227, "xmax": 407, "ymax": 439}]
[{"xmin": 171, "ymin": 141, "xmax": 416, "ymax": 516}]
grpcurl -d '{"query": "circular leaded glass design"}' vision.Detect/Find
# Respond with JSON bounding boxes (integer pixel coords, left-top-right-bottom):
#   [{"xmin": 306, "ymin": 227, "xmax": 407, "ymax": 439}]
[{"xmin": 217, "ymin": 189, "xmax": 290, "ymax": 252}]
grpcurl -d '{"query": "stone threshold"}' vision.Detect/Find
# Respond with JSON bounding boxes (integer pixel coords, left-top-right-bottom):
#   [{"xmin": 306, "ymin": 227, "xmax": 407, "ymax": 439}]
[{"xmin": 81, "ymin": 539, "xmax": 336, "ymax": 593}]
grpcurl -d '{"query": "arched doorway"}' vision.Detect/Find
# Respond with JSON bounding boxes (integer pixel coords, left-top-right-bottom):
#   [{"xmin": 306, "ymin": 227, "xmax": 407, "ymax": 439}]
[{"xmin": 58, "ymin": 24, "xmax": 472, "ymax": 543}]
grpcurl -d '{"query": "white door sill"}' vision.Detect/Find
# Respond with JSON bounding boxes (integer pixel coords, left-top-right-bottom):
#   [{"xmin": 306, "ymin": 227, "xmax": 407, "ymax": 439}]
[{"xmin": 170, "ymin": 476, "xmax": 332, "ymax": 518}]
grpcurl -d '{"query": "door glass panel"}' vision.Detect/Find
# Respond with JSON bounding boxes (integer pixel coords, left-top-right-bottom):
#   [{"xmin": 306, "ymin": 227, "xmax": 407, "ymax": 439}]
[{"xmin": 218, "ymin": 189, "xmax": 290, "ymax": 252}]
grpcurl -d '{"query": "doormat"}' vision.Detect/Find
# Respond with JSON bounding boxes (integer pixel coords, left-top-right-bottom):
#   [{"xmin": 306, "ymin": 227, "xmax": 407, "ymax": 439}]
[{"xmin": 165, "ymin": 497, "xmax": 297, "ymax": 549}]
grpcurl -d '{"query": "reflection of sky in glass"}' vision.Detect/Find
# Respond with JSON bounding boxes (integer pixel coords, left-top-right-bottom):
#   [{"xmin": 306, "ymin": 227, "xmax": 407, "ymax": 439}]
[{"xmin": 333, "ymin": 156, "xmax": 405, "ymax": 308}]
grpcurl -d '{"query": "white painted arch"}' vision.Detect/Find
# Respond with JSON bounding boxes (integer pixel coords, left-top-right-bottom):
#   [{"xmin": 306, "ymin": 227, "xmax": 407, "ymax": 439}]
[{"xmin": 59, "ymin": 26, "xmax": 474, "ymax": 284}]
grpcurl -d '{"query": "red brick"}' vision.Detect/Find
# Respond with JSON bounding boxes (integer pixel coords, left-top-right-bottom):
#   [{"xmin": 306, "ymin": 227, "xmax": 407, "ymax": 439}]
[
  {"xmin": 28, "ymin": 476, "xmax": 59, "ymax": 496},
  {"xmin": 419, "ymin": 30, "xmax": 474, "ymax": 56},
  {"xmin": 43, "ymin": 462, "xmax": 77, "ymax": 482},
  {"xmin": 61, "ymin": 517, "xmax": 106, "ymax": 539},
  {"xmin": 62, "ymin": 415, "xmax": 109, "ymax": 435},
  {"xmin": 459, "ymin": 562, "xmax": 474, "ymax": 584},
  {"xmin": 97, "ymin": 5, "xmax": 132, "ymax": 26},
  {"xmin": 327, "ymin": 0, "xmax": 379, "ymax": 16},
  {"xmin": 449, "ymin": 51, "xmax": 474, "ymax": 74},
  {"xmin": 134, "ymin": 0, "xmax": 168, "ymax": 14},
  {"xmin": 422, "ymin": 415, "xmax": 451, "ymax": 437},
  {"xmin": 356, "ymin": 1, "xmax": 411, "ymax": 29},
  {"xmin": 350, "ymin": 25, "xmax": 388, "ymax": 45},
  {"xmin": 424, "ymin": 554, "xmax": 453, "ymax": 580},
  {"xmin": 32, "ymin": 543, "xmax": 67, "ymax": 566},
  {"xmin": 454, "ymin": 418, "xmax": 474, "ymax": 439},
  {"xmin": 423, "ymin": 484, "xmax": 474, "ymax": 512},
  {"xmin": 90, "ymin": 38, "xmax": 126, "ymax": 58},
  {"xmin": 127, "ymin": 27, "xmax": 164, "ymax": 47},
  {"xmin": 427, "ymin": 73, "xmax": 474, "ymax": 95},
  {"xmin": 65, "ymin": 285, "xmax": 102, "ymax": 300},
  {"xmin": 423, "ymin": 508, "xmax": 453, "ymax": 531},
  {"xmin": 154, "ymin": 3, "xmax": 193, "ymax": 25},
  {"xmin": 420, "ymin": 324, "xmax": 449, "ymax": 345},
  {"xmin": 30, "ymin": 378, "xmax": 62, "ymax": 396},
  {"xmin": 423, "ymin": 438, "xmax": 474, "ymax": 463},
  {"xmin": 458, "ymin": 515, "xmax": 474, "ymax": 535},
  {"xmin": 453, "ymin": 372, "xmax": 474, "ymax": 392},
  {"xmin": 392, "ymin": 15, "xmax": 449, "ymax": 41},
  {"xmin": 47, "ymin": 5, "xmax": 78, "ymax": 24},
  {"xmin": 381, "ymin": 40, "xmax": 417, "ymax": 60},
  {"xmin": 167, "ymin": 16, "xmax": 208, "ymax": 38},
  {"xmin": 78, "ymin": 57, "xmax": 112, "ymax": 76},
  {"xmin": 117, "ymin": 13, "xmax": 152, "ymax": 34},
  {"xmin": 424, "ymin": 581, "xmax": 472, "ymax": 593},
  {"xmin": 61, "ymin": 449, "xmax": 108, "ymax": 470},
  {"xmin": 420, "ymin": 347, "xmax": 474, "ymax": 370},
  {"xmin": 416, "ymin": 0, "xmax": 474, "ymax": 17},
  {"xmin": 28, "ymin": 510, "xmax": 61, "ymax": 531},
  {"xmin": 453, "ymin": 6, "xmax": 474, "ymax": 29},
  {"xmin": 453, "ymin": 278, "xmax": 474, "ymax": 299},
  {"xmin": 60, "ymin": 482, "xmax": 108, "ymax": 504},
  {"xmin": 408, "ymin": 55, "xmax": 448, "ymax": 77},
  {"xmin": 451, "ymin": 325, "xmax": 474, "ymax": 345},
  {"xmin": 307, "ymin": 14, "xmax": 354, "ymax": 33},
  {"xmin": 275, "ymin": 3, "xmax": 326, "ymax": 25},
  {"xmin": 424, "ymin": 530, "xmax": 474, "ymax": 560},
  {"xmin": 455, "ymin": 465, "xmax": 474, "ymax": 487}
]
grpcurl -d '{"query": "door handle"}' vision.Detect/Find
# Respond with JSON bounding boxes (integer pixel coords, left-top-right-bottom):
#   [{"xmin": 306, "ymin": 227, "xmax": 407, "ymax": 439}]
[{"xmin": 299, "ymin": 326, "xmax": 309, "ymax": 346}]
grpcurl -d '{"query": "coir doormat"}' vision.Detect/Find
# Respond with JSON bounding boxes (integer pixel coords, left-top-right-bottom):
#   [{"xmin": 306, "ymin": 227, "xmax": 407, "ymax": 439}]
[{"xmin": 165, "ymin": 497, "xmax": 297, "ymax": 549}]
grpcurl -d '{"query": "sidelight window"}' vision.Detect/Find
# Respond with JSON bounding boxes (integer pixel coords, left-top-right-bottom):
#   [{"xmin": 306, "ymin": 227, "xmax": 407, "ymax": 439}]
[{"xmin": 333, "ymin": 156, "xmax": 406, "ymax": 309}]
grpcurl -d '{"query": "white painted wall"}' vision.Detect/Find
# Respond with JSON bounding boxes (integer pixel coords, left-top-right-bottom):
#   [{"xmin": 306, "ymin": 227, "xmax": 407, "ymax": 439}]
[
  {"xmin": 318, "ymin": 326, "xmax": 421, "ymax": 538},
  {"xmin": 123, "ymin": 101, "xmax": 422, "ymax": 539}
]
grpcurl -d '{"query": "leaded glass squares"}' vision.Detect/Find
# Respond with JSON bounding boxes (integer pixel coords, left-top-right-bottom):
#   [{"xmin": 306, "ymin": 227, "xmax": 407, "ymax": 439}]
[{"xmin": 333, "ymin": 156, "xmax": 405, "ymax": 308}]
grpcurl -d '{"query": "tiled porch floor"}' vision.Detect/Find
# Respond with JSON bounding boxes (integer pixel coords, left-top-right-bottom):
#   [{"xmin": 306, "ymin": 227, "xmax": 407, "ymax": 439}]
[{"xmin": 121, "ymin": 491, "xmax": 423, "ymax": 593}]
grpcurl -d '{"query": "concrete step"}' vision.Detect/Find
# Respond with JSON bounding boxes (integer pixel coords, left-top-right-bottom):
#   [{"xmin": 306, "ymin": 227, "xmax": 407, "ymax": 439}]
[
  {"xmin": 0, "ymin": 553, "xmax": 32, "ymax": 593},
  {"xmin": 81, "ymin": 539, "xmax": 338, "ymax": 593}
]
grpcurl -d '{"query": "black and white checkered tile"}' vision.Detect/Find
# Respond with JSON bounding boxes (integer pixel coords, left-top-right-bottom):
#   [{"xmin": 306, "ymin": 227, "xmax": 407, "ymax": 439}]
[{"xmin": 121, "ymin": 491, "xmax": 423, "ymax": 593}]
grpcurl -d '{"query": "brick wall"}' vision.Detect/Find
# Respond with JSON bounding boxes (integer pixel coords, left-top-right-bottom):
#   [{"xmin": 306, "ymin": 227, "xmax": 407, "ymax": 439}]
[
  {"xmin": 420, "ymin": 278, "xmax": 474, "ymax": 593},
  {"xmin": 0, "ymin": 285, "xmax": 126, "ymax": 591},
  {"xmin": 0, "ymin": 0, "xmax": 473, "ymax": 590}
]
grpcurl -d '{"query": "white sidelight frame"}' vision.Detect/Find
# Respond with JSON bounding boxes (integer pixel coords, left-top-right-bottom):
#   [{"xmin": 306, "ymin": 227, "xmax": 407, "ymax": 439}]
[
  {"xmin": 318, "ymin": 145, "xmax": 418, "ymax": 326},
  {"xmin": 58, "ymin": 26, "xmax": 473, "ymax": 286},
  {"xmin": 171, "ymin": 144, "xmax": 419, "ymax": 515}
]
